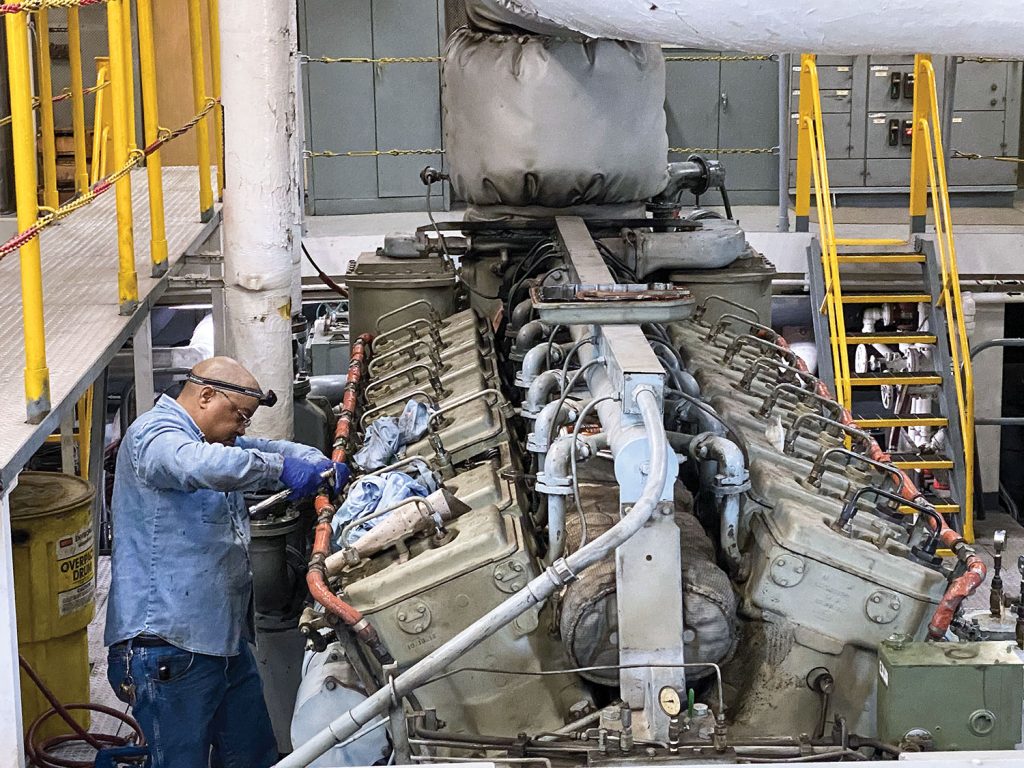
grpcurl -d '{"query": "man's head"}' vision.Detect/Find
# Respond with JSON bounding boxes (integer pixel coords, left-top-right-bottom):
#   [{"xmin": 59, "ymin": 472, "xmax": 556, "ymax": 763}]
[{"xmin": 178, "ymin": 357, "xmax": 273, "ymax": 444}]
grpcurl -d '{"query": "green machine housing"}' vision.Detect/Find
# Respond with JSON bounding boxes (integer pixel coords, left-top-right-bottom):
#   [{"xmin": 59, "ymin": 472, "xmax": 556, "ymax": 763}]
[{"xmin": 877, "ymin": 639, "xmax": 1024, "ymax": 750}]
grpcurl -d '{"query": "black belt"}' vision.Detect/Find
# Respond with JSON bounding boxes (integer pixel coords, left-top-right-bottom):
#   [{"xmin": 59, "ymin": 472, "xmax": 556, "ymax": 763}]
[{"xmin": 123, "ymin": 634, "xmax": 170, "ymax": 648}]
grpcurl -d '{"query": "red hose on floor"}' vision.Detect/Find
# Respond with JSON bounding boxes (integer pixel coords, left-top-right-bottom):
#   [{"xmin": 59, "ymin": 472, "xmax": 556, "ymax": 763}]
[{"xmin": 19, "ymin": 655, "xmax": 145, "ymax": 768}]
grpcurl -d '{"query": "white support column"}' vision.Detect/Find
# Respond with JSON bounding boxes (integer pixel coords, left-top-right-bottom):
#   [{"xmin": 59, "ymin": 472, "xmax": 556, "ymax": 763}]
[
  {"xmin": 218, "ymin": 0, "xmax": 296, "ymax": 439},
  {"xmin": 289, "ymin": 6, "xmax": 304, "ymax": 318},
  {"xmin": 1, "ymin": 480, "xmax": 27, "ymax": 768},
  {"xmin": 133, "ymin": 314, "xmax": 155, "ymax": 415}
]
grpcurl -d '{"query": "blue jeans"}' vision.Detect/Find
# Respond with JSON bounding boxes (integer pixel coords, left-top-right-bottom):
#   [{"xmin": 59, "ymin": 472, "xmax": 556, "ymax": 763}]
[{"xmin": 107, "ymin": 639, "xmax": 278, "ymax": 768}]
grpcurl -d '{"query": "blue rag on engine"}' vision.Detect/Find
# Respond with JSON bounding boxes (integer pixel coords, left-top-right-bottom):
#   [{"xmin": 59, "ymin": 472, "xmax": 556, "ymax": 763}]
[
  {"xmin": 352, "ymin": 399, "xmax": 431, "ymax": 471},
  {"xmin": 331, "ymin": 462, "xmax": 439, "ymax": 548}
]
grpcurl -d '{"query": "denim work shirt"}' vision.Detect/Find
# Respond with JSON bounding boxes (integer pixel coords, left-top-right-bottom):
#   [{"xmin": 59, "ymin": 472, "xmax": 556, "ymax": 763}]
[{"xmin": 105, "ymin": 394, "xmax": 324, "ymax": 656}]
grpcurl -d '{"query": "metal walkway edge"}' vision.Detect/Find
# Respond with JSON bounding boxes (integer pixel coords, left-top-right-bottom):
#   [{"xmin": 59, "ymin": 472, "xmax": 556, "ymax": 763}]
[{"xmin": 0, "ymin": 166, "xmax": 218, "ymax": 490}]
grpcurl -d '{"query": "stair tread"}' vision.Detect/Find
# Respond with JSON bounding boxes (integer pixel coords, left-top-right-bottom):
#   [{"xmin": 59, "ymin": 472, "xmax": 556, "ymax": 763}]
[
  {"xmin": 848, "ymin": 371, "xmax": 943, "ymax": 385},
  {"xmin": 836, "ymin": 252, "xmax": 926, "ymax": 263},
  {"xmin": 855, "ymin": 414, "xmax": 948, "ymax": 426},
  {"xmin": 842, "ymin": 293, "xmax": 933, "ymax": 304},
  {"xmin": 846, "ymin": 331, "xmax": 937, "ymax": 343},
  {"xmin": 889, "ymin": 452, "xmax": 956, "ymax": 469}
]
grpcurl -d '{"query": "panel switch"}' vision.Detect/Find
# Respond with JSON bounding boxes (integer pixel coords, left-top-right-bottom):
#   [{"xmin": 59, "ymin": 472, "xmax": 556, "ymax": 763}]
[
  {"xmin": 902, "ymin": 72, "xmax": 915, "ymax": 100},
  {"xmin": 889, "ymin": 72, "xmax": 903, "ymax": 100},
  {"xmin": 888, "ymin": 119, "xmax": 901, "ymax": 147}
]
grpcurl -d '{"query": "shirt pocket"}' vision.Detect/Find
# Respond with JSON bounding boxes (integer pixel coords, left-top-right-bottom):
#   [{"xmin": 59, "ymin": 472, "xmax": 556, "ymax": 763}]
[
  {"xmin": 199, "ymin": 507, "xmax": 230, "ymax": 525},
  {"xmin": 197, "ymin": 490, "xmax": 231, "ymax": 525}
]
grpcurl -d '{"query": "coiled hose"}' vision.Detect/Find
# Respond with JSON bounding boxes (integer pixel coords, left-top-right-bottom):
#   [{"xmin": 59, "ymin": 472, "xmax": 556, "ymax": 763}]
[{"xmin": 19, "ymin": 655, "xmax": 144, "ymax": 768}]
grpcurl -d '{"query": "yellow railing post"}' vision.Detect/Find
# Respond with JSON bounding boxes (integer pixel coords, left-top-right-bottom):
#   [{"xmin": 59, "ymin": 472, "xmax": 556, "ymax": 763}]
[
  {"xmin": 67, "ymin": 7, "xmax": 90, "ymax": 194},
  {"xmin": 5, "ymin": 13, "xmax": 52, "ymax": 424},
  {"xmin": 76, "ymin": 386, "xmax": 93, "ymax": 480},
  {"xmin": 208, "ymin": 0, "xmax": 224, "ymax": 198},
  {"xmin": 909, "ymin": 54, "xmax": 931, "ymax": 235},
  {"xmin": 121, "ymin": 0, "xmax": 136, "ymax": 148},
  {"xmin": 35, "ymin": 8, "xmax": 60, "ymax": 211},
  {"xmin": 105, "ymin": 0, "xmax": 139, "ymax": 315},
  {"xmin": 794, "ymin": 53, "xmax": 815, "ymax": 233},
  {"xmin": 90, "ymin": 58, "xmax": 111, "ymax": 185},
  {"xmin": 135, "ymin": 0, "xmax": 169, "ymax": 277},
  {"xmin": 187, "ymin": 0, "xmax": 215, "ymax": 221}
]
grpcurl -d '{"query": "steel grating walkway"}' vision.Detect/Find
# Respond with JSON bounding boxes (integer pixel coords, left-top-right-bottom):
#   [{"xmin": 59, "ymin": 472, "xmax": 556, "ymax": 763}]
[{"xmin": 0, "ymin": 166, "xmax": 217, "ymax": 489}]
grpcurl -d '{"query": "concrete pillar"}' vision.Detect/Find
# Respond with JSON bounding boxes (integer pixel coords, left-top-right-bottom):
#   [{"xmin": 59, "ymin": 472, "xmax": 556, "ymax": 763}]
[{"xmin": 219, "ymin": 0, "xmax": 297, "ymax": 439}]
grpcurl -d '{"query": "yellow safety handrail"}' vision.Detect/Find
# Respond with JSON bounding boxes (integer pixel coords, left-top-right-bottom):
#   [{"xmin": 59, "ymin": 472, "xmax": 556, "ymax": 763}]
[
  {"xmin": 796, "ymin": 54, "xmax": 852, "ymax": 406},
  {"xmin": 3, "ymin": 0, "xmax": 223, "ymax": 422},
  {"xmin": 911, "ymin": 55, "xmax": 975, "ymax": 541}
]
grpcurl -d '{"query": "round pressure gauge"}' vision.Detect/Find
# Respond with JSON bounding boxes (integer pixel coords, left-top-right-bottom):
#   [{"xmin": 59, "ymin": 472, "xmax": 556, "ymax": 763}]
[{"xmin": 658, "ymin": 686, "xmax": 682, "ymax": 717}]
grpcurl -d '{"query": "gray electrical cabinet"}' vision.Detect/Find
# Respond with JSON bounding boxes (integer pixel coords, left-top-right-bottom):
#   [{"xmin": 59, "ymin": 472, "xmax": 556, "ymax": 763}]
[
  {"xmin": 664, "ymin": 50, "xmax": 781, "ymax": 204},
  {"xmin": 299, "ymin": 0, "xmax": 446, "ymax": 214},
  {"xmin": 788, "ymin": 55, "xmax": 1022, "ymax": 195}
]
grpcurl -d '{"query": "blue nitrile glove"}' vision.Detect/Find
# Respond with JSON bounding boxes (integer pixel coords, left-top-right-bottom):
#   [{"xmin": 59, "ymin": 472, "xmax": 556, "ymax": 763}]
[
  {"xmin": 280, "ymin": 457, "xmax": 334, "ymax": 500},
  {"xmin": 331, "ymin": 462, "xmax": 351, "ymax": 494}
]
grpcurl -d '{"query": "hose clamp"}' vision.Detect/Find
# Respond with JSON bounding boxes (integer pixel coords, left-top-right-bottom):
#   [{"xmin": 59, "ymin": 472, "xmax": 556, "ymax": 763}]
[
  {"xmin": 549, "ymin": 557, "xmax": 579, "ymax": 586},
  {"xmin": 712, "ymin": 471, "xmax": 751, "ymax": 497}
]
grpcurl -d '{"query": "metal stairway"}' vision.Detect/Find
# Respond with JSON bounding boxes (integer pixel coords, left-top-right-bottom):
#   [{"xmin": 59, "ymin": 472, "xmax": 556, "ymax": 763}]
[{"xmin": 797, "ymin": 53, "xmax": 976, "ymax": 540}]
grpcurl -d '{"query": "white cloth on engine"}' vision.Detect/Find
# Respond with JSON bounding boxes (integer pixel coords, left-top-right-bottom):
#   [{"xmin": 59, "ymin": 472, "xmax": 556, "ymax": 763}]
[
  {"xmin": 331, "ymin": 466, "xmax": 439, "ymax": 548},
  {"xmin": 352, "ymin": 399, "xmax": 431, "ymax": 471}
]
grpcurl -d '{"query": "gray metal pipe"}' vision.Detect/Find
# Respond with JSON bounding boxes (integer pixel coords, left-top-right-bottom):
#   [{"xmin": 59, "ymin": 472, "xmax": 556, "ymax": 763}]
[
  {"xmin": 522, "ymin": 369, "xmax": 566, "ymax": 415},
  {"xmin": 542, "ymin": 431, "xmax": 606, "ymax": 563},
  {"xmin": 276, "ymin": 387, "xmax": 668, "ymax": 768},
  {"xmin": 513, "ymin": 320, "xmax": 550, "ymax": 357},
  {"xmin": 690, "ymin": 433, "xmax": 747, "ymax": 569},
  {"xmin": 529, "ymin": 399, "xmax": 580, "ymax": 455},
  {"xmin": 509, "ymin": 298, "xmax": 534, "ymax": 332},
  {"xmin": 518, "ymin": 343, "xmax": 567, "ymax": 390},
  {"xmin": 777, "ymin": 52, "xmax": 792, "ymax": 233}
]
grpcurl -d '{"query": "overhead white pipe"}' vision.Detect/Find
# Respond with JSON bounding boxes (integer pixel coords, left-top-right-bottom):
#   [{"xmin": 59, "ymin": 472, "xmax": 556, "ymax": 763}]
[
  {"xmin": 219, "ymin": 0, "xmax": 297, "ymax": 439},
  {"xmin": 489, "ymin": 0, "xmax": 1024, "ymax": 56}
]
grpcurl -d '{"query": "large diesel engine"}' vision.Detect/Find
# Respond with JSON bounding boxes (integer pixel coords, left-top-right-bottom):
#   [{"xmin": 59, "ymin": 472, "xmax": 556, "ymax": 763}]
[{"xmin": 277, "ymin": 208, "xmax": 991, "ymax": 766}]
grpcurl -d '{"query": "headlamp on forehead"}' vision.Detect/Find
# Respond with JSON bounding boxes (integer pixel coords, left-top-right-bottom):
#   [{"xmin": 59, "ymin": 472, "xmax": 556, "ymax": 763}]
[{"xmin": 186, "ymin": 373, "xmax": 278, "ymax": 407}]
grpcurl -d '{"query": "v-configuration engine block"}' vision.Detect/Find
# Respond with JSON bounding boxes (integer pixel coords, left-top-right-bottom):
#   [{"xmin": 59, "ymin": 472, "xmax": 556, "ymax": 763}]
[
  {"xmin": 667, "ymin": 314, "xmax": 947, "ymax": 737},
  {"xmin": 288, "ymin": 216, "xmax": 977, "ymax": 768}
]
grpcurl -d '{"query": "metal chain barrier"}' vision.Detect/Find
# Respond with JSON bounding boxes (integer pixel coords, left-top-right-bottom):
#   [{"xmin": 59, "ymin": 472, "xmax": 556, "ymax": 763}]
[
  {"xmin": 670, "ymin": 146, "xmax": 779, "ymax": 155},
  {"xmin": 300, "ymin": 54, "xmax": 442, "ymax": 65},
  {"xmin": 952, "ymin": 149, "xmax": 1024, "ymax": 164},
  {"xmin": 957, "ymin": 57, "xmax": 1024, "ymax": 64},
  {"xmin": 0, "ymin": 80, "xmax": 108, "ymax": 128},
  {"xmin": 0, "ymin": 98, "xmax": 219, "ymax": 260},
  {"xmin": 664, "ymin": 54, "xmax": 776, "ymax": 62},
  {"xmin": 304, "ymin": 147, "xmax": 443, "ymax": 158},
  {"xmin": 0, "ymin": 0, "xmax": 106, "ymax": 13},
  {"xmin": 300, "ymin": 53, "xmax": 773, "ymax": 65}
]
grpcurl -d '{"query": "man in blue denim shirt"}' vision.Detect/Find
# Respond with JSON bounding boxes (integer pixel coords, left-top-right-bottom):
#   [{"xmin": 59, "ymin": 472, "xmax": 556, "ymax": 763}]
[{"xmin": 105, "ymin": 357, "xmax": 348, "ymax": 768}]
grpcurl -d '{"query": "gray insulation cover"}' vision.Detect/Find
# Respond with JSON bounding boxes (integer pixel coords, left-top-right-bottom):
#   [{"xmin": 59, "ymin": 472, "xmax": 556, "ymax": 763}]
[
  {"xmin": 560, "ymin": 488, "xmax": 737, "ymax": 685},
  {"xmin": 443, "ymin": 30, "xmax": 669, "ymax": 207},
  {"xmin": 465, "ymin": 0, "xmax": 575, "ymax": 36}
]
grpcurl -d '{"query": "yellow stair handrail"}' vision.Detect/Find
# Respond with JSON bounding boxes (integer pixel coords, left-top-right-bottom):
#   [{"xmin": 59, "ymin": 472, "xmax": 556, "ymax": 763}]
[
  {"xmin": 796, "ymin": 54, "xmax": 853, "ymax": 406},
  {"xmin": 910, "ymin": 55, "xmax": 975, "ymax": 542}
]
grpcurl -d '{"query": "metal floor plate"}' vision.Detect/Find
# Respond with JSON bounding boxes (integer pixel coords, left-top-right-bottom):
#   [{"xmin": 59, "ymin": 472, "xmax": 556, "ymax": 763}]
[{"xmin": 0, "ymin": 167, "xmax": 215, "ymax": 489}]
